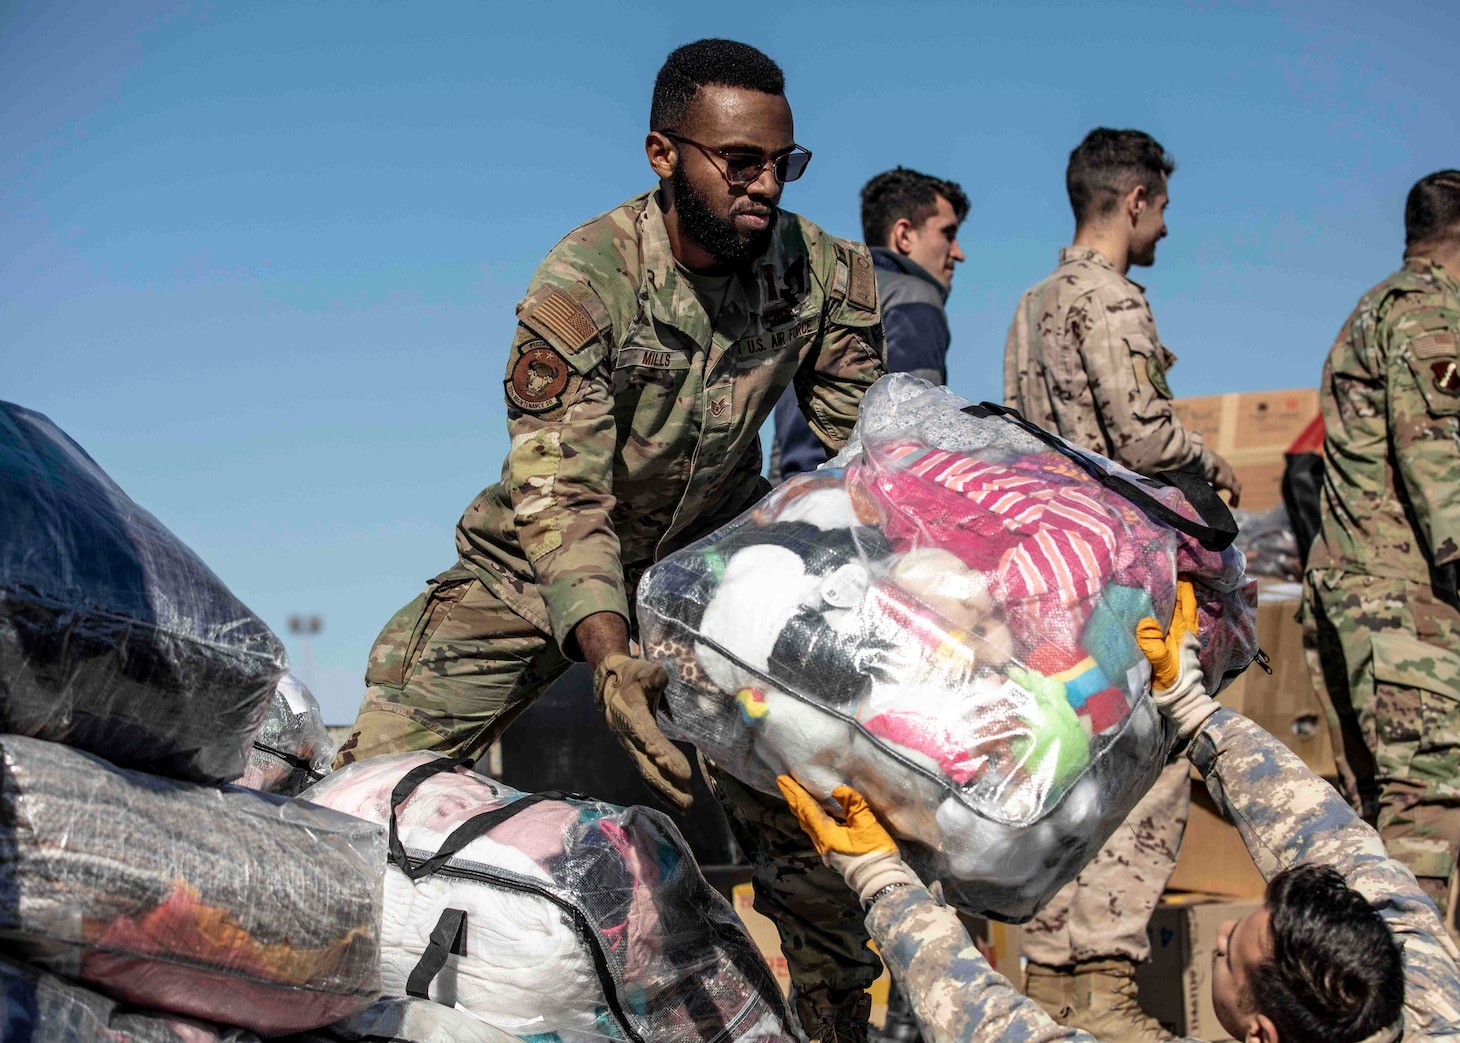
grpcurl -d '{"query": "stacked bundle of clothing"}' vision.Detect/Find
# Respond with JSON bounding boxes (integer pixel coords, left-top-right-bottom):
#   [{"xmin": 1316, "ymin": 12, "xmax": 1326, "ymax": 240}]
[
  {"xmin": 639, "ymin": 375, "xmax": 1258, "ymax": 921},
  {"xmin": 303, "ymin": 752, "xmax": 792, "ymax": 1042},
  {"xmin": 0, "ymin": 402, "xmax": 288, "ymax": 785},
  {"xmin": 0, "ymin": 734, "xmax": 384, "ymax": 1035},
  {"xmin": 241, "ymin": 674, "xmax": 335, "ymax": 797},
  {"xmin": 0, "ymin": 402, "xmax": 394, "ymax": 1036}
]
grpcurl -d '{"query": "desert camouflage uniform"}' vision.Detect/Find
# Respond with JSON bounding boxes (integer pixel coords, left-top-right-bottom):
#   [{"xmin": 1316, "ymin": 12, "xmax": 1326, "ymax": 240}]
[
  {"xmin": 334, "ymin": 189, "xmax": 888, "ymax": 1026},
  {"xmin": 1303, "ymin": 256, "xmax": 1460, "ymax": 923},
  {"xmin": 1004, "ymin": 246, "xmax": 1215, "ymax": 967},
  {"xmin": 864, "ymin": 709, "xmax": 1460, "ymax": 1041}
]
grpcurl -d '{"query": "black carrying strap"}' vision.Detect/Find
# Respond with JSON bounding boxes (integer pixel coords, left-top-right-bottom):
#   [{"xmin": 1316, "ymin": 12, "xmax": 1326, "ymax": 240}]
[
  {"xmin": 405, "ymin": 907, "xmax": 469, "ymax": 999},
  {"xmin": 250, "ymin": 740, "xmax": 328, "ymax": 781},
  {"xmin": 961, "ymin": 402, "xmax": 1239, "ymax": 551},
  {"xmin": 387, "ymin": 755, "xmax": 581, "ymax": 881}
]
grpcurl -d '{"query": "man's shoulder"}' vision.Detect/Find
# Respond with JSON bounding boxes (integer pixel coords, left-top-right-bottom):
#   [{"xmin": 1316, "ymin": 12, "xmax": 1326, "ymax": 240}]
[
  {"xmin": 533, "ymin": 194, "xmax": 650, "ymax": 296},
  {"xmin": 1022, "ymin": 251, "xmax": 1131, "ymax": 308},
  {"xmin": 777, "ymin": 211, "xmax": 879, "ymax": 316}
]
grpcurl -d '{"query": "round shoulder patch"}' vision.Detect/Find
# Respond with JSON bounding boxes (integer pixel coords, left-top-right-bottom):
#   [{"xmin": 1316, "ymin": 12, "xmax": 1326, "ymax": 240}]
[{"xmin": 507, "ymin": 345, "xmax": 570, "ymax": 412}]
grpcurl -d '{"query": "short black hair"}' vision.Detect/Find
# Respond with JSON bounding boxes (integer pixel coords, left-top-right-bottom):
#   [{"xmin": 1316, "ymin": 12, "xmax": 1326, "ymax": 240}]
[
  {"xmin": 1250, "ymin": 864, "xmax": 1404, "ymax": 1043},
  {"xmin": 650, "ymin": 39, "xmax": 785, "ymax": 133},
  {"xmin": 860, "ymin": 168, "xmax": 970, "ymax": 248},
  {"xmin": 1066, "ymin": 128, "xmax": 1175, "ymax": 224},
  {"xmin": 1405, "ymin": 169, "xmax": 1460, "ymax": 250}
]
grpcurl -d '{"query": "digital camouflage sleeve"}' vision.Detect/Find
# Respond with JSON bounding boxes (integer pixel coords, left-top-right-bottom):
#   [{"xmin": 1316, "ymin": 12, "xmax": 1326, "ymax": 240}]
[{"xmin": 865, "ymin": 709, "xmax": 1460, "ymax": 1042}]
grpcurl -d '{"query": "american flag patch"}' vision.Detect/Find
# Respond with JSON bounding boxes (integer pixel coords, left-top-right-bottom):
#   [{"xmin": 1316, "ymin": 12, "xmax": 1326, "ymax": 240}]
[{"xmin": 522, "ymin": 287, "xmax": 599, "ymax": 353}]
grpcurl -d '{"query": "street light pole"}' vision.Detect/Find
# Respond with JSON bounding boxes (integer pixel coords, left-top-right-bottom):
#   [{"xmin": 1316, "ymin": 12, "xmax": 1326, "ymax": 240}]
[{"xmin": 286, "ymin": 614, "xmax": 323, "ymax": 691}]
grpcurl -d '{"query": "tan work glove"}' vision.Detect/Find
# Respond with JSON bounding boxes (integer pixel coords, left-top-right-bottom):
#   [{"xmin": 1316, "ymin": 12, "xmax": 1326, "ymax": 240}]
[
  {"xmin": 777, "ymin": 775, "xmax": 918, "ymax": 906},
  {"xmin": 1208, "ymin": 451, "xmax": 1243, "ymax": 508},
  {"xmin": 1135, "ymin": 579, "xmax": 1220, "ymax": 742},
  {"xmin": 593, "ymin": 654, "xmax": 694, "ymax": 813}
]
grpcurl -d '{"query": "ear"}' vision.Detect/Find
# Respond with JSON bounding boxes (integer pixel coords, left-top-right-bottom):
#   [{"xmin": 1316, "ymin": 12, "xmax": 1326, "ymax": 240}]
[
  {"xmin": 1248, "ymin": 1013, "xmax": 1280, "ymax": 1043},
  {"xmin": 646, "ymin": 131, "xmax": 677, "ymax": 180},
  {"xmin": 1125, "ymin": 183, "xmax": 1148, "ymax": 225},
  {"xmin": 889, "ymin": 216, "xmax": 917, "ymax": 254}
]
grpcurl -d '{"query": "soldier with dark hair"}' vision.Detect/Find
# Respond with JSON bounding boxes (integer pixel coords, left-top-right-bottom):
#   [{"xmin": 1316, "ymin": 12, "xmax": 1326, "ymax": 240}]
[
  {"xmin": 773, "ymin": 166, "xmax": 968, "ymax": 479},
  {"xmin": 334, "ymin": 38, "xmax": 888, "ymax": 1041},
  {"xmin": 779, "ymin": 584, "xmax": 1456, "ymax": 1043},
  {"xmin": 1303, "ymin": 169, "xmax": 1460, "ymax": 942},
  {"xmin": 1004, "ymin": 127, "xmax": 1241, "ymax": 1040}
]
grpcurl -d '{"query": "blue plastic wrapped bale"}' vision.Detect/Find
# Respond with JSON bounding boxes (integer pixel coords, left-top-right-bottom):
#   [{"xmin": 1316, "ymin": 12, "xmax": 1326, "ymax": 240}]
[
  {"xmin": 0, "ymin": 954, "xmax": 261, "ymax": 1043},
  {"xmin": 637, "ymin": 376, "xmax": 1259, "ymax": 922},
  {"xmin": 0, "ymin": 401, "xmax": 287, "ymax": 784},
  {"xmin": 0, "ymin": 733, "xmax": 385, "ymax": 1036}
]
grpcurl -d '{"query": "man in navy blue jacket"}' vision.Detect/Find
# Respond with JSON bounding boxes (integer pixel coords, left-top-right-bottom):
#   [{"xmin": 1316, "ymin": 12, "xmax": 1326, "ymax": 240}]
[{"xmin": 772, "ymin": 167, "xmax": 968, "ymax": 478}]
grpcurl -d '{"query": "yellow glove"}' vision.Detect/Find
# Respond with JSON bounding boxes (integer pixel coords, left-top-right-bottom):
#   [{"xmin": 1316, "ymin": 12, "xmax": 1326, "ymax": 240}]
[
  {"xmin": 1135, "ymin": 580, "xmax": 1218, "ymax": 741},
  {"xmin": 593, "ymin": 654, "xmax": 693, "ymax": 813},
  {"xmin": 777, "ymin": 776, "xmax": 918, "ymax": 905}
]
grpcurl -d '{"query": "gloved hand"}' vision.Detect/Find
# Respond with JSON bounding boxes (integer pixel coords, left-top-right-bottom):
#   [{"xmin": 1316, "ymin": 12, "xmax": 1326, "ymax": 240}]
[
  {"xmin": 1208, "ymin": 451, "xmax": 1243, "ymax": 508},
  {"xmin": 1135, "ymin": 579, "xmax": 1220, "ymax": 741},
  {"xmin": 593, "ymin": 653, "xmax": 694, "ymax": 813},
  {"xmin": 777, "ymin": 775, "xmax": 918, "ymax": 906}
]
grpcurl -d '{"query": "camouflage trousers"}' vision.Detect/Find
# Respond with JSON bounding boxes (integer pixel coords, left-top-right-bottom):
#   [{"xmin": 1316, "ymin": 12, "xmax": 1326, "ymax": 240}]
[
  {"xmin": 334, "ymin": 565, "xmax": 881, "ymax": 1008},
  {"xmin": 1020, "ymin": 759, "xmax": 1190, "ymax": 966},
  {"xmin": 1303, "ymin": 569, "xmax": 1460, "ymax": 924}
]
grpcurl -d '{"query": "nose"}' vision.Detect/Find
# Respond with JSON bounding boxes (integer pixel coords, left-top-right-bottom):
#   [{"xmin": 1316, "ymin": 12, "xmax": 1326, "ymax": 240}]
[
  {"xmin": 747, "ymin": 160, "xmax": 781, "ymax": 201},
  {"xmin": 951, "ymin": 239, "xmax": 966, "ymax": 263},
  {"xmin": 1216, "ymin": 919, "xmax": 1235, "ymax": 952}
]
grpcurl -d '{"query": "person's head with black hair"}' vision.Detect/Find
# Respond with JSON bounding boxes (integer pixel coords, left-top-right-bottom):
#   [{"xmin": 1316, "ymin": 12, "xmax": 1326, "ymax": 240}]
[
  {"xmin": 1211, "ymin": 863, "xmax": 1405, "ymax": 1043},
  {"xmin": 1405, "ymin": 170, "xmax": 1460, "ymax": 262},
  {"xmin": 860, "ymin": 168, "xmax": 970, "ymax": 289},
  {"xmin": 1066, "ymin": 128, "xmax": 1175, "ymax": 272},
  {"xmin": 644, "ymin": 40, "xmax": 808, "ymax": 271}
]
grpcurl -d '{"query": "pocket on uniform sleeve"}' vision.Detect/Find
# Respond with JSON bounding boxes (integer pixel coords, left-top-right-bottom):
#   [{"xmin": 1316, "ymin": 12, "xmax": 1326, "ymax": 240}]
[{"xmin": 1406, "ymin": 326, "xmax": 1460, "ymax": 417}]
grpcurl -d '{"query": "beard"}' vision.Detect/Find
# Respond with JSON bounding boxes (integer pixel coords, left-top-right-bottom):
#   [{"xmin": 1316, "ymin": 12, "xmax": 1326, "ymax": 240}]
[{"xmin": 672, "ymin": 165, "xmax": 777, "ymax": 266}]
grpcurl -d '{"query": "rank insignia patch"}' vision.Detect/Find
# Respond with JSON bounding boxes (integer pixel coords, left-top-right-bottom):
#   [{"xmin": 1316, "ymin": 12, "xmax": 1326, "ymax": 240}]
[
  {"xmin": 1432, "ymin": 359, "xmax": 1460, "ymax": 397},
  {"xmin": 507, "ymin": 345, "xmax": 570, "ymax": 412}
]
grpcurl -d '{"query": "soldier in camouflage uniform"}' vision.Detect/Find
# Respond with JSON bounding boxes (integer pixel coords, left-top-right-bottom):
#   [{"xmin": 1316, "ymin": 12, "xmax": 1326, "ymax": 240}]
[
  {"xmin": 333, "ymin": 40, "xmax": 888, "ymax": 1041},
  {"xmin": 1302, "ymin": 170, "xmax": 1460, "ymax": 941},
  {"xmin": 782, "ymin": 583, "xmax": 1454, "ymax": 1042},
  {"xmin": 1002, "ymin": 128, "xmax": 1242, "ymax": 1041}
]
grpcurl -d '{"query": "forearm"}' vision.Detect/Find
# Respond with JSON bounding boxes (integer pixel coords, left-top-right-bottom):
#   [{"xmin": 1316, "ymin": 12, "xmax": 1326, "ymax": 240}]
[
  {"xmin": 866, "ymin": 886, "xmax": 1095, "ymax": 1043},
  {"xmin": 571, "ymin": 611, "xmax": 630, "ymax": 670}
]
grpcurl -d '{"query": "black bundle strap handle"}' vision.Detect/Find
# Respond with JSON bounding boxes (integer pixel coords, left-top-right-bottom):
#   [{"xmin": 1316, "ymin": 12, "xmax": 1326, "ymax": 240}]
[
  {"xmin": 962, "ymin": 402, "xmax": 1239, "ymax": 551},
  {"xmin": 387, "ymin": 756, "xmax": 583, "ymax": 880},
  {"xmin": 405, "ymin": 907, "xmax": 469, "ymax": 999},
  {"xmin": 250, "ymin": 740, "xmax": 328, "ymax": 781}
]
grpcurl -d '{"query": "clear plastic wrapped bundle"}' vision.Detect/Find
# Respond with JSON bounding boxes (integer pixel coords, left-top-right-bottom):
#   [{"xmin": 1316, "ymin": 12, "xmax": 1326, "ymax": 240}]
[
  {"xmin": 0, "ymin": 954, "xmax": 262, "ymax": 1043},
  {"xmin": 295, "ymin": 997, "xmax": 522, "ymax": 1043},
  {"xmin": 0, "ymin": 734, "xmax": 385, "ymax": 1035},
  {"xmin": 303, "ymin": 753, "xmax": 792, "ymax": 1043},
  {"xmin": 638, "ymin": 376, "xmax": 1258, "ymax": 921},
  {"xmin": 1231, "ymin": 504, "xmax": 1301, "ymax": 581},
  {"xmin": 0, "ymin": 402, "xmax": 287, "ymax": 785},
  {"xmin": 240, "ymin": 674, "xmax": 334, "ymax": 796}
]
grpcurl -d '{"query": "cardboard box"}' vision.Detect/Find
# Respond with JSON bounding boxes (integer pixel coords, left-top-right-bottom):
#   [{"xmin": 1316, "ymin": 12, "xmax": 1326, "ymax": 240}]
[
  {"xmin": 1171, "ymin": 388, "xmax": 1320, "ymax": 511},
  {"xmin": 1218, "ymin": 581, "xmax": 1336, "ymax": 778},
  {"xmin": 730, "ymin": 884, "xmax": 1023, "ymax": 1027},
  {"xmin": 1167, "ymin": 777, "xmax": 1267, "ymax": 899},
  {"xmin": 1136, "ymin": 894, "xmax": 1263, "ymax": 1041}
]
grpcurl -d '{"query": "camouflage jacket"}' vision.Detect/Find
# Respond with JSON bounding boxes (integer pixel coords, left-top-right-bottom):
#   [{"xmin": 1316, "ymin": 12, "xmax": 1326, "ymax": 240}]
[
  {"xmin": 1309, "ymin": 257, "xmax": 1460, "ymax": 585},
  {"xmin": 1003, "ymin": 246, "xmax": 1216, "ymax": 480},
  {"xmin": 454, "ymin": 190, "xmax": 885, "ymax": 652},
  {"xmin": 865, "ymin": 709, "xmax": 1460, "ymax": 1041}
]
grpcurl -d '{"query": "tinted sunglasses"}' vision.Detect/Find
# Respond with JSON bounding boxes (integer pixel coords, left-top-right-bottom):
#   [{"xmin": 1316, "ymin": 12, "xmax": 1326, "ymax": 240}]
[{"xmin": 665, "ymin": 133, "xmax": 813, "ymax": 186}]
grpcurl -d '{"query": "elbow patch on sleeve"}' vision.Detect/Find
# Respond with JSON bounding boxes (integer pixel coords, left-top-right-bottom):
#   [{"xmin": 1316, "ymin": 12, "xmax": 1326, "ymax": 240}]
[{"xmin": 510, "ymin": 428, "xmax": 564, "ymax": 563}]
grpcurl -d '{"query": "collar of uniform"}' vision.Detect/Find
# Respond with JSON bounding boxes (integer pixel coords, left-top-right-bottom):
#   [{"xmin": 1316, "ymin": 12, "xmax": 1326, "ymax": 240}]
[
  {"xmin": 1404, "ymin": 253, "xmax": 1460, "ymax": 297},
  {"xmin": 1059, "ymin": 245, "xmax": 1145, "ymax": 293},
  {"xmin": 638, "ymin": 189, "xmax": 757, "ymax": 350},
  {"xmin": 871, "ymin": 247, "xmax": 950, "ymax": 304}
]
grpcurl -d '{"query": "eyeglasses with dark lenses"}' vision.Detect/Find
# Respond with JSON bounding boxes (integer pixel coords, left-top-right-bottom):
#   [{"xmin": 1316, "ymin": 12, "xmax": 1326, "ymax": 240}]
[{"xmin": 664, "ymin": 133, "xmax": 812, "ymax": 186}]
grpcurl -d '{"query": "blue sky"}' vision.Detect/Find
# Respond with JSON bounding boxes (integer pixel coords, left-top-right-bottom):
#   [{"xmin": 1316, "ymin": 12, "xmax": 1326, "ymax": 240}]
[{"xmin": 4, "ymin": 0, "xmax": 1456, "ymax": 722}]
